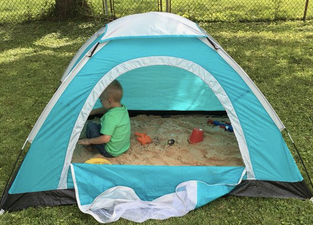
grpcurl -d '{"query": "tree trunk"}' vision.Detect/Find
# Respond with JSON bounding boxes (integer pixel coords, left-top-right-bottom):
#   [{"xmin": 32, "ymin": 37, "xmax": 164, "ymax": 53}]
[{"xmin": 55, "ymin": 0, "xmax": 90, "ymax": 19}]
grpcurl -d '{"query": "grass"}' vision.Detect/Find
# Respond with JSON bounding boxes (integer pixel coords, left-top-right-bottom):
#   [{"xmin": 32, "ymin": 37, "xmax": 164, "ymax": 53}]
[
  {"xmin": 113, "ymin": 0, "xmax": 312, "ymax": 21},
  {"xmin": 170, "ymin": 0, "xmax": 310, "ymax": 22},
  {"xmin": 0, "ymin": 0, "xmax": 312, "ymax": 23},
  {"xmin": 0, "ymin": 19, "xmax": 313, "ymax": 224},
  {"xmin": 0, "ymin": 0, "xmax": 54, "ymax": 23}
]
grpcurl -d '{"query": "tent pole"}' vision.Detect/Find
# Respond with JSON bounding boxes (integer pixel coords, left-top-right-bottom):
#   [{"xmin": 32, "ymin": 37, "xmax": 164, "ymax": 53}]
[
  {"xmin": 0, "ymin": 140, "xmax": 28, "ymax": 209},
  {"xmin": 285, "ymin": 129, "xmax": 313, "ymax": 190}
]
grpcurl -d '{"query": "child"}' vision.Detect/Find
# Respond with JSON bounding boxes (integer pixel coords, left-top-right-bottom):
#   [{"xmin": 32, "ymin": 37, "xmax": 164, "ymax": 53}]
[{"xmin": 78, "ymin": 80, "xmax": 131, "ymax": 157}]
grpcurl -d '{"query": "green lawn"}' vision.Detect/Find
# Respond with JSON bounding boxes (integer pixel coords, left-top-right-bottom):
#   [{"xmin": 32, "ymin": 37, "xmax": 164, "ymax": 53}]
[
  {"xmin": 0, "ymin": 0, "xmax": 311, "ymax": 23},
  {"xmin": 112, "ymin": 0, "xmax": 311, "ymax": 21},
  {"xmin": 0, "ymin": 20, "xmax": 313, "ymax": 224},
  {"xmin": 170, "ymin": 0, "xmax": 309, "ymax": 21},
  {"xmin": 0, "ymin": 0, "xmax": 54, "ymax": 23}
]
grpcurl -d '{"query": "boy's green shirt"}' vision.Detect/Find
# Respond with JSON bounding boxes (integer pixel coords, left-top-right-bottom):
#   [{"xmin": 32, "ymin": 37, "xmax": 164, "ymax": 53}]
[{"xmin": 100, "ymin": 105, "xmax": 131, "ymax": 156}]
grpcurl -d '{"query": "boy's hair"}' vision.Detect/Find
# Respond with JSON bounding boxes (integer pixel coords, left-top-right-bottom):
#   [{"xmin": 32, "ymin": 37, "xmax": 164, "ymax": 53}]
[{"xmin": 102, "ymin": 80, "xmax": 123, "ymax": 102}]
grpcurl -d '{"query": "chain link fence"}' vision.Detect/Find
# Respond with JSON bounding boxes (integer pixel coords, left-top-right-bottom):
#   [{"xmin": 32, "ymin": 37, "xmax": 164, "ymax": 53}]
[{"xmin": 0, "ymin": 0, "xmax": 311, "ymax": 24}]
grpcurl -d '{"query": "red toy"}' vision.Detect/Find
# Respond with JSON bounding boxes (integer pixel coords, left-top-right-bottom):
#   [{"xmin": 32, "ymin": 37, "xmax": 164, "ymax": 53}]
[
  {"xmin": 188, "ymin": 128, "xmax": 204, "ymax": 144},
  {"xmin": 134, "ymin": 132, "xmax": 152, "ymax": 145}
]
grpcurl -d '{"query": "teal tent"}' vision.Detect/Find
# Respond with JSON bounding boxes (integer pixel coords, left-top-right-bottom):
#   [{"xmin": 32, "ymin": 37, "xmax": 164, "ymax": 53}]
[{"xmin": 1, "ymin": 12, "xmax": 311, "ymax": 223}]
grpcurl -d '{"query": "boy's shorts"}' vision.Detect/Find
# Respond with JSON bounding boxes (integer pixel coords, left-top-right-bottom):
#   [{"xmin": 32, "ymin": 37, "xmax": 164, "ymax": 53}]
[{"xmin": 86, "ymin": 122, "xmax": 114, "ymax": 158}]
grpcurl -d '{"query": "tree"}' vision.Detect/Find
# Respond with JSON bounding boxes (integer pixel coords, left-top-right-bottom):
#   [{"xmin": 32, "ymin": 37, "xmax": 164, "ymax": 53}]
[{"xmin": 55, "ymin": 0, "xmax": 91, "ymax": 19}]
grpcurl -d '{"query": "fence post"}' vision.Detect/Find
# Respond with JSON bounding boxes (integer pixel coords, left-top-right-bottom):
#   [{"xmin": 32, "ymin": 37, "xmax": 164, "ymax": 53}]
[
  {"xmin": 102, "ymin": 0, "xmax": 108, "ymax": 15},
  {"xmin": 166, "ymin": 0, "xmax": 171, "ymax": 13},
  {"xmin": 303, "ymin": 0, "xmax": 310, "ymax": 21},
  {"xmin": 110, "ymin": 0, "xmax": 115, "ymax": 19},
  {"xmin": 169, "ymin": 0, "xmax": 171, "ymax": 13}
]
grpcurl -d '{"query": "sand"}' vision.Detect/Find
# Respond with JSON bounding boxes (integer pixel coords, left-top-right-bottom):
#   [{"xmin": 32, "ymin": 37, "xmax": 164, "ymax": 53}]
[{"xmin": 71, "ymin": 114, "xmax": 244, "ymax": 167}]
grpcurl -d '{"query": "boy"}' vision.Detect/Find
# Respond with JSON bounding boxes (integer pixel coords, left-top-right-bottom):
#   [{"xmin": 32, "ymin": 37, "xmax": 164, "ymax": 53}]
[{"xmin": 78, "ymin": 80, "xmax": 131, "ymax": 157}]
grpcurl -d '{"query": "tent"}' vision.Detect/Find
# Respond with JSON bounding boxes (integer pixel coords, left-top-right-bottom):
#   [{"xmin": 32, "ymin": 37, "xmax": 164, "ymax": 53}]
[{"xmin": 1, "ymin": 12, "xmax": 312, "ymax": 222}]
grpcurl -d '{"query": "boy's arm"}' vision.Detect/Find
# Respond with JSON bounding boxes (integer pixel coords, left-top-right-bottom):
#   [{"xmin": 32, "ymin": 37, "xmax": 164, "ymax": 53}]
[
  {"xmin": 90, "ymin": 107, "xmax": 108, "ymax": 116},
  {"xmin": 78, "ymin": 135, "xmax": 111, "ymax": 145}
]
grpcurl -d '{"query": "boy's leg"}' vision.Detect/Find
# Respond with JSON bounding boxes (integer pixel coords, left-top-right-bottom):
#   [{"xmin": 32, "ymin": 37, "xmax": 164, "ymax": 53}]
[
  {"xmin": 98, "ymin": 149, "xmax": 114, "ymax": 158},
  {"xmin": 86, "ymin": 122, "xmax": 114, "ymax": 158}
]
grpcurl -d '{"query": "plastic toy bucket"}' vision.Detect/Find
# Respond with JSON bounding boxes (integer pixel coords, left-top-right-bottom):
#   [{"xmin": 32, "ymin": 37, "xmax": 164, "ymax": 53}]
[{"xmin": 188, "ymin": 128, "xmax": 204, "ymax": 144}]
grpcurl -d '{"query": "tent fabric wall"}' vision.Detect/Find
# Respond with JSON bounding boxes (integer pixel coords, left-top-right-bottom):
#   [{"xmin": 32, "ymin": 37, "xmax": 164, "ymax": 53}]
[
  {"xmin": 118, "ymin": 66, "xmax": 224, "ymax": 111},
  {"xmin": 9, "ymin": 35, "xmax": 303, "ymax": 195},
  {"xmin": 60, "ymin": 55, "xmax": 248, "ymax": 190},
  {"xmin": 70, "ymin": 164, "xmax": 246, "ymax": 223},
  {"xmin": 61, "ymin": 26, "xmax": 107, "ymax": 82},
  {"xmin": 99, "ymin": 12, "xmax": 207, "ymax": 42}
]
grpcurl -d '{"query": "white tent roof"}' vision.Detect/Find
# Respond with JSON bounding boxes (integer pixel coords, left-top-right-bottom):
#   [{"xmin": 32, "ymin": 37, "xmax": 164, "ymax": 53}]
[{"xmin": 100, "ymin": 12, "xmax": 207, "ymax": 42}]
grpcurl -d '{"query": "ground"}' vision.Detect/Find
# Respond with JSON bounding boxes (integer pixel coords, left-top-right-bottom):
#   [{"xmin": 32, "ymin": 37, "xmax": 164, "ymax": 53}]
[{"xmin": 72, "ymin": 114, "xmax": 244, "ymax": 167}]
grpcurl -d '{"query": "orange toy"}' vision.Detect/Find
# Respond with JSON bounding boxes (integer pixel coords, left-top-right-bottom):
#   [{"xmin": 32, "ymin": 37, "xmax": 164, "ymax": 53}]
[{"xmin": 134, "ymin": 132, "xmax": 152, "ymax": 145}]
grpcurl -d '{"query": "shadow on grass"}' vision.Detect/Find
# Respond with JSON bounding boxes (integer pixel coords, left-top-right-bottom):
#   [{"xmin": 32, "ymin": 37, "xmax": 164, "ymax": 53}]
[{"xmin": 0, "ymin": 21, "xmax": 104, "ymax": 178}]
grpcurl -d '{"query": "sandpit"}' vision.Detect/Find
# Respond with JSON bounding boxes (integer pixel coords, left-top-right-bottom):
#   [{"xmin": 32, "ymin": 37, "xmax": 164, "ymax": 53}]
[{"xmin": 71, "ymin": 114, "xmax": 244, "ymax": 167}]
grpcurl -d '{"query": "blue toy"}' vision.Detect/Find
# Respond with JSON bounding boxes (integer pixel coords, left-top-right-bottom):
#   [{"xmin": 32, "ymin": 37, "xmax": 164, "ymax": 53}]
[{"xmin": 207, "ymin": 119, "xmax": 233, "ymax": 132}]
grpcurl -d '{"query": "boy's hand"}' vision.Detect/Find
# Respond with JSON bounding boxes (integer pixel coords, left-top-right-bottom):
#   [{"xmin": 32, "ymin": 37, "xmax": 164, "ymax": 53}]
[
  {"xmin": 78, "ymin": 135, "xmax": 111, "ymax": 145},
  {"xmin": 78, "ymin": 139, "xmax": 91, "ymax": 145}
]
